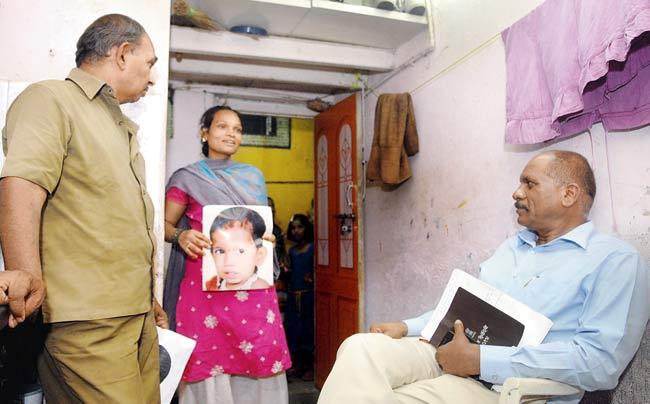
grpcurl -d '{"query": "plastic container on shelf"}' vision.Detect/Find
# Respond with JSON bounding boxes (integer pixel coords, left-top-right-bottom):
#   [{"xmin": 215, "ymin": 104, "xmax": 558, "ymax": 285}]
[
  {"xmin": 369, "ymin": 0, "xmax": 401, "ymax": 11},
  {"xmin": 230, "ymin": 25, "xmax": 268, "ymax": 36},
  {"xmin": 404, "ymin": 0, "xmax": 426, "ymax": 15}
]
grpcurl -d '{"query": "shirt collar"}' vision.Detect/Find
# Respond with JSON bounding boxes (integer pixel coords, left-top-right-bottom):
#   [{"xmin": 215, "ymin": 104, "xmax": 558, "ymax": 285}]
[
  {"xmin": 66, "ymin": 68, "xmax": 139, "ymax": 133},
  {"xmin": 517, "ymin": 221, "xmax": 594, "ymax": 249},
  {"xmin": 66, "ymin": 68, "xmax": 107, "ymax": 100},
  {"xmin": 122, "ymin": 116, "xmax": 139, "ymax": 134}
]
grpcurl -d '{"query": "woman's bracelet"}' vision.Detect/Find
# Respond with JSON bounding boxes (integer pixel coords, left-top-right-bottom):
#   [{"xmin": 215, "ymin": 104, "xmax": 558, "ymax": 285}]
[{"xmin": 171, "ymin": 228, "xmax": 185, "ymax": 245}]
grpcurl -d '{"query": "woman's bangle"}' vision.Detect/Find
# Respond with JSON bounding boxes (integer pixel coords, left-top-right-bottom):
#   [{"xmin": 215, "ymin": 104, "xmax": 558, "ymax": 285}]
[{"xmin": 171, "ymin": 228, "xmax": 185, "ymax": 245}]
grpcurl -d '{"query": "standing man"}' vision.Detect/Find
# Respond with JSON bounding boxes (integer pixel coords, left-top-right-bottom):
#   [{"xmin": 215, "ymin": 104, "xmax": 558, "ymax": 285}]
[{"xmin": 0, "ymin": 14, "xmax": 161, "ymax": 403}]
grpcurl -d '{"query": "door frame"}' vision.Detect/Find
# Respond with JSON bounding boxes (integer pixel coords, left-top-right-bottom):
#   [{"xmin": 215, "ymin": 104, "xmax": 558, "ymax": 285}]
[
  {"xmin": 313, "ymin": 92, "xmax": 366, "ymax": 385},
  {"xmin": 353, "ymin": 93, "xmax": 365, "ymax": 331}
]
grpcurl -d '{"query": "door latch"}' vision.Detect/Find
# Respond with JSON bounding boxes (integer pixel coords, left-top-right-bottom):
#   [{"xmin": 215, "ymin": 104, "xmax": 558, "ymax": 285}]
[{"xmin": 334, "ymin": 213, "xmax": 356, "ymax": 235}]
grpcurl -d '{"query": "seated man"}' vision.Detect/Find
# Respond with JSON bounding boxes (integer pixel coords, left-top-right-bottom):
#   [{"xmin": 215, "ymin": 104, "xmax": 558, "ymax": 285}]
[{"xmin": 318, "ymin": 150, "xmax": 649, "ymax": 404}]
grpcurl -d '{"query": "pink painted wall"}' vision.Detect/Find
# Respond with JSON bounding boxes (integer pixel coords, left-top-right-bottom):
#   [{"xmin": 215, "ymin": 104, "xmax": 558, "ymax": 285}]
[{"xmin": 361, "ymin": 1, "xmax": 650, "ymax": 329}]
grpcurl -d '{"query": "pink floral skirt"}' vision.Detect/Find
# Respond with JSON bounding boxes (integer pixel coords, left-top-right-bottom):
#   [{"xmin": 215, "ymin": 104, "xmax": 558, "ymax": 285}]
[{"xmin": 176, "ymin": 256, "xmax": 291, "ymax": 382}]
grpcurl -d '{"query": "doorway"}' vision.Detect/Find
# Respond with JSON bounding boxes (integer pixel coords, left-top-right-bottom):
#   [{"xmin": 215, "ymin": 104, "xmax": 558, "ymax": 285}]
[{"xmin": 313, "ymin": 94, "xmax": 363, "ymax": 388}]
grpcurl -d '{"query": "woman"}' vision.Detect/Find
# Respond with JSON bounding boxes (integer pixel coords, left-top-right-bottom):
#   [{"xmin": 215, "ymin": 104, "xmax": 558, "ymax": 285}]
[
  {"xmin": 163, "ymin": 106, "xmax": 290, "ymax": 404},
  {"xmin": 284, "ymin": 214, "xmax": 315, "ymax": 381}
]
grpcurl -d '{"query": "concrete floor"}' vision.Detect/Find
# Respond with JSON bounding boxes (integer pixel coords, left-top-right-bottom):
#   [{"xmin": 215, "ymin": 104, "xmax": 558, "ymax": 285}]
[{"xmin": 288, "ymin": 379, "xmax": 320, "ymax": 404}]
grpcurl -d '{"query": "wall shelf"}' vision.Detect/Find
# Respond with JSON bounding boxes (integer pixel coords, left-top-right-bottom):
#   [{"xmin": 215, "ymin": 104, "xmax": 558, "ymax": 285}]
[
  {"xmin": 191, "ymin": 0, "xmax": 428, "ymax": 49},
  {"xmin": 174, "ymin": 0, "xmax": 430, "ymax": 93},
  {"xmin": 192, "ymin": 0, "xmax": 311, "ymax": 38}
]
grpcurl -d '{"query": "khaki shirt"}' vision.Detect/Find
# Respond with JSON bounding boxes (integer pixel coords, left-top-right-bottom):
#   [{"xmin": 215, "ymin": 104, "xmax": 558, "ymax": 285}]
[{"xmin": 1, "ymin": 69, "xmax": 155, "ymax": 322}]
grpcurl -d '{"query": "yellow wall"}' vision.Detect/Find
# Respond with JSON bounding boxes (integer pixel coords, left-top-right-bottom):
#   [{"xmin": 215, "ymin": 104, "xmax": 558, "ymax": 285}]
[{"xmin": 235, "ymin": 118, "xmax": 314, "ymax": 233}]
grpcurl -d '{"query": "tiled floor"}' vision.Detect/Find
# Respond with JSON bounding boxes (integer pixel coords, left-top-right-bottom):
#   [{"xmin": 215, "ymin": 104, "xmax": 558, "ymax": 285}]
[{"xmin": 288, "ymin": 379, "xmax": 320, "ymax": 404}]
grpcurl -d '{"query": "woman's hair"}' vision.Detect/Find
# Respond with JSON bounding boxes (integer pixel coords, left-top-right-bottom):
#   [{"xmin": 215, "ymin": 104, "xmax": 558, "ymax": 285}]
[
  {"xmin": 199, "ymin": 105, "xmax": 243, "ymax": 157},
  {"xmin": 210, "ymin": 207, "xmax": 266, "ymax": 247},
  {"xmin": 286, "ymin": 214, "xmax": 314, "ymax": 243}
]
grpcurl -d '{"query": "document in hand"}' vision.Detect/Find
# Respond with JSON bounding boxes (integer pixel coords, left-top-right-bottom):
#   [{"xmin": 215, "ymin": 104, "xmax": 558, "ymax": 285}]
[
  {"xmin": 421, "ymin": 269, "xmax": 553, "ymax": 348},
  {"xmin": 158, "ymin": 327, "xmax": 197, "ymax": 404}
]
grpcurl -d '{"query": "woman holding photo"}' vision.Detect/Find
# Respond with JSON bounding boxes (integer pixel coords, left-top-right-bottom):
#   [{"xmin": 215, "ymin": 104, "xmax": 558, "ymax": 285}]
[{"xmin": 163, "ymin": 105, "xmax": 290, "ymax": 404}]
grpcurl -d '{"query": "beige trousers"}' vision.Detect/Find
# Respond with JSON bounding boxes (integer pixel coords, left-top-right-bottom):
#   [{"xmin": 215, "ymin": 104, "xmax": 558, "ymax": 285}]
[
  {"xmin": 317, "ymin": 333, "xmax": 499, "ymax": 404},
  {"xmin": 37, "ymin": 310, "xmax": 160, "ymax": 404}
]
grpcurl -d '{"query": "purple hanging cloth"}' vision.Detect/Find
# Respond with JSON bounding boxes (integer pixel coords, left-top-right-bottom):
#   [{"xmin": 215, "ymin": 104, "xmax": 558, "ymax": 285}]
[{"xmin": 503, "ymin": 0, "xmax": 650, "ymax": 144}]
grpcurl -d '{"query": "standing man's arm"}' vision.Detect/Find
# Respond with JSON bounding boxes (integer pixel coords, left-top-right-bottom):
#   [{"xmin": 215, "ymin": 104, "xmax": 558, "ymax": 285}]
[
  {"xmin": 0, "ymin": 177, "xmax": 47, "ymax": 327},
  {"xmin": 1, "ymin": 83, "xmax": 70, "ymax": 327}
]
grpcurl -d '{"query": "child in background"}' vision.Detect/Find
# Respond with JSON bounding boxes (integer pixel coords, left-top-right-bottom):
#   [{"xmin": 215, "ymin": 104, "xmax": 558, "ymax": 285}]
[
  {"xmin": 204, "ymin": 207, "xmax": 271, "ymax": 291},
  {"xmin": 284, "ymin": 214, "xmax": 315, "ymax": 381}
]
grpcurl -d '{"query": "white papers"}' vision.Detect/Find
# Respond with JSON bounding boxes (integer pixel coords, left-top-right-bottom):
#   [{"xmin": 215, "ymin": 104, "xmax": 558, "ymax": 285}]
[
  {"xmin": 157, "ymin": 327, "xmax": 196, "ymax": 404},
  {"xmin": 421, "ymin": 269, "xmax": 553, "ymax": 347}
]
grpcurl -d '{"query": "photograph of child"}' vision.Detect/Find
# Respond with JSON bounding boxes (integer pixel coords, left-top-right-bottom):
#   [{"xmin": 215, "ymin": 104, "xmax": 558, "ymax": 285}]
[{"xmin": 202, "ymin": 205, "xmax": 274, "ymax": 291}]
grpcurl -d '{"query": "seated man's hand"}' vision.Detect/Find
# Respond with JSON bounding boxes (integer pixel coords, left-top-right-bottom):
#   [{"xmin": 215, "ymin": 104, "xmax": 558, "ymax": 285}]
[
  {"xmin": 0, "ymin": 269, "xmax": 45, "ymax": 328},
  {"xmin": 153, "ymin": 299, "xmax": 170, "ymax": 329},
  {"xmin": 369, "ymin": 321, "xmax": 407, "ymax": 339},
  {"xmin": 435, "ymin": 320, "xmax": 480, "ymax": 377}
]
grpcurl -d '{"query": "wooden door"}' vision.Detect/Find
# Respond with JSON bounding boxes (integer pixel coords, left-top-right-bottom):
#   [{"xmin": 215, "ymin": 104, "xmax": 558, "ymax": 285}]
[{"xmin": 314, "ymin": 94, "xmax": 361, "ymax": 388}]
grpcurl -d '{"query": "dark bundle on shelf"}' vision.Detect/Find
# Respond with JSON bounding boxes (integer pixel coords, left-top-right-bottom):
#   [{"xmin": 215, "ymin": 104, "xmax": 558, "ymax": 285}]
[{"xmin": 171, "ymin": 0, "xmax": 223, "ymax": 31}]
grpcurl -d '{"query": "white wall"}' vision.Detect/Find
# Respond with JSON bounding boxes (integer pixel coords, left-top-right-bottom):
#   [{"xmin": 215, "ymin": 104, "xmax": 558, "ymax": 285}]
[
  {"xmin": 167, "ymin": 85, "xmax": 322, "ymax": 180},
  {"xmin": 0, "ymin": 0, "xmax": 171, "ymax": 298},
  {"xmin": 167, "ymin": 90, "xmax": 205, "ymax": 181},
  {"xmin": 361, "ymin": 0, "xmax": 650, "ymax": 328}
]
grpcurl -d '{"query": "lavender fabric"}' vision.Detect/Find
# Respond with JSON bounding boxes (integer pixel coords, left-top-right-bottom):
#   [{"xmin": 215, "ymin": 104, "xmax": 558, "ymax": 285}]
[{"xmin": 503, "ymin": 0, "xmax": 650, "ymax": 144}]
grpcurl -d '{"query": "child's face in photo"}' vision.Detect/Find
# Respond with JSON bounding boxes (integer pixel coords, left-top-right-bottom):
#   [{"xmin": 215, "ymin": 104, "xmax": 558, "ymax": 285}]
[{"xmin": 210, "ymin": 224, "xmax": 265, "ymax": 288}]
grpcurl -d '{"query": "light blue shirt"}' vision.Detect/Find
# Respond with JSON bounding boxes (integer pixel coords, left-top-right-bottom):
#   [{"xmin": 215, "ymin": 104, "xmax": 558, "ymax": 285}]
[{"xmin": 404, "ymin": 222, "xmax": 649, "ymax": 403}]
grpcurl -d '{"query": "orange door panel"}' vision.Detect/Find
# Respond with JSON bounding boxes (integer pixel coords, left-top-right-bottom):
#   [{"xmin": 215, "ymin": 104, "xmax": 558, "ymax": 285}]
[{"xmin": 314, "ymin": 94, "xmax": 360, "ymax": 388}]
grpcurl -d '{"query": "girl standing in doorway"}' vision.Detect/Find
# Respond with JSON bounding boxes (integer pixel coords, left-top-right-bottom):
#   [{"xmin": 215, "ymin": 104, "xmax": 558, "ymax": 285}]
[{"xmin": 284, "ymin": 214, "xmax": 315, "ymax": 381}]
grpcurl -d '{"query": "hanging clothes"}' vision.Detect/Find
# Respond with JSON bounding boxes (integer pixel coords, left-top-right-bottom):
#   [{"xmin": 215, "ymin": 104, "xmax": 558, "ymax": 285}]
[
  {"xmin": 503, "ymin": 0, "xmax": 650, "ymax": 144},
  {"xmin": 367, "ymin": 93, "xmax": 419, "ymax": 186}
]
